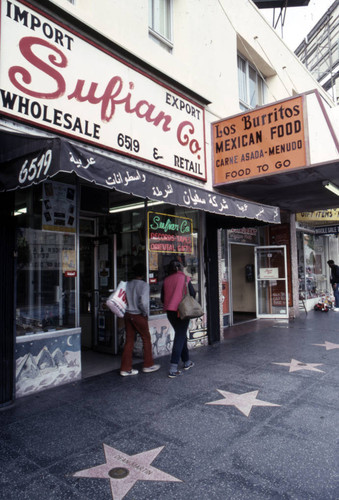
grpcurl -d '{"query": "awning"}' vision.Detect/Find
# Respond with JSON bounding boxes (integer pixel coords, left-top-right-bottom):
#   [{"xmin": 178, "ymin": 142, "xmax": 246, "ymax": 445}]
[{"xmin": 0, "ymin": 128, "xmax": 280, "ymax": 224}]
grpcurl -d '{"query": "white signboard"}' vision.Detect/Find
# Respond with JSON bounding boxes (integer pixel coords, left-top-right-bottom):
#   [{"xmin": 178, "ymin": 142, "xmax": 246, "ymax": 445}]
[
  {"xmin": 259, "ymin": 268, "xmax": 279, "ymax": 280},
  {"xmin": 0, "ymin": 0, "xmax": 206, "ymax": 180}
]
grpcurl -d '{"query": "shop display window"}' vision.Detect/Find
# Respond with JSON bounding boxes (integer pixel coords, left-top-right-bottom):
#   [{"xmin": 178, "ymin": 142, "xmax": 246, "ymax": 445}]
[
  {"xmin": 147, "ymin": 206, "xmax": 200, "ymax": 315},
  {"xmin": 15, "ymin": 185, "xmax": 76, "ymax": 335},
  {"xmin": 297, "ymin": 231, "xmax": 328, "ymax": 298}
]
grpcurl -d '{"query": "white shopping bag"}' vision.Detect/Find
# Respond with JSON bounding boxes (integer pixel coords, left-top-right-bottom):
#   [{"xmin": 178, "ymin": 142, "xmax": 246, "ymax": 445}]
[{"xmin": 106, "ymin": 281, "xmax": 128, "ymax": 318}]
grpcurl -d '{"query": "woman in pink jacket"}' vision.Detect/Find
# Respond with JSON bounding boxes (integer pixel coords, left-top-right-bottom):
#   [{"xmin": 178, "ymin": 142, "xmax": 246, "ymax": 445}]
[{"xmin": 161, "ymin": 259, "xmax": 195, "ymax": 378}]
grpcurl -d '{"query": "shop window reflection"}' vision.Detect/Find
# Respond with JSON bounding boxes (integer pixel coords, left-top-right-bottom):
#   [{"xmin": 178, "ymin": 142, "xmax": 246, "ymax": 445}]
[
  {"xmin": 16, "ymin": 228, "xmax": 76, "ymax": 335},
  {"xmin": 148, "ymin": 207, "xmax": 200, "ymax": 315},
  {"xmin": 15, "ymin": 186, "xmax": 76, "ymax": 336}
]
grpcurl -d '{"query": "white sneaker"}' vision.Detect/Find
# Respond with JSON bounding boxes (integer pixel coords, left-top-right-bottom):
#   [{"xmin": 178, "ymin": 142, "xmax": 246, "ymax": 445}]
[
  {"xmin": 333, "ymin": 308, "xmax": 339, "ymax": 312},
  {"xmin": 120, "ymin": 369, "xmax": 139, "ymax": 376},
  {"xmin": 142, "ymin": 364, "xmax": 160, "ymax": 373}
]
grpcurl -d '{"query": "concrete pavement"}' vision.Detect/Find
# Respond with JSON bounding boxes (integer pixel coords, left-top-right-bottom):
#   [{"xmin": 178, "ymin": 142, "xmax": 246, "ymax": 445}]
[{"xmin": 1, "ymin": 310, "xmax": 338, "ymax": 499}]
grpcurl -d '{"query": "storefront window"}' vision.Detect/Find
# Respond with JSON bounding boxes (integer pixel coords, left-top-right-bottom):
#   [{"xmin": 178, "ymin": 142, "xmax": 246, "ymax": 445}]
[
  {"xmin": 117, "ymin": 208, "xmax": 145, "ymax": 282},
  {"xmin": 147, "ymin": 206, "xmax": 200, "ymax": 315},
  {"xmin": 15, "ymin": 185, "xmax": 76, "ymax": 335},
  {"xmin": 297, "ymin": 231, "xmax": 329, "ymax": 298},
  {"xmin": 298, "ymin": 232, "xmax": 316, "ymax": 298}
]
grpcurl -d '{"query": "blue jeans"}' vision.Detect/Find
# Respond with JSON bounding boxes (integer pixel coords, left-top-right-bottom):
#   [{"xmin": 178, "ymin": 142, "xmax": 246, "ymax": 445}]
[
  {"xmin": 167, "ymin": 311, "xmax": 190, "ymax": 367},
  {"xmin": 334, "ymin": 285, "xmax": 339, "ymax": 307}
]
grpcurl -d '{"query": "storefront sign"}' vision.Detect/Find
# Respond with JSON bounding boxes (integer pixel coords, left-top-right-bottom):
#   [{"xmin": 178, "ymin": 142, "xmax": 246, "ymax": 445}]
[
  {"xmin": 213, "ymin": 96, "xmax": 306, "ymax": 185},
  {"xmin": 297, "ymin": 209, "xmax": 339, "ymax": 222},
  {"xmin": 148, "ymin": 212, "xmax": 193, "ymax": 254},
  {"xmin": 0, "ymin": 128, "xmax": 280, "ymax": 223},
  {"xmin": 228, "ymin": 227, "xmax": 257, "ymax": 244},
  {"xmin": 315, "ymin": 225, "xmax": 339, "ymax": 235},
  {"xmin": 259, "ymin": 268, "xmax": 279, "ymax": 279},
  {"xmin": 64, "ymin": 270, "xmax": 77, "ymax": 277},
  {"xmin": 0, "ymin": 0, "xmax": 206, "ymax": 180}
]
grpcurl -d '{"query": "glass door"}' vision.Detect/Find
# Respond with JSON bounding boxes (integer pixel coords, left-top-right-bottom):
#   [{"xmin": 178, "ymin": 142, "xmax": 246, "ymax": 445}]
[
  {"xmin": 95, "ymin": 235, "xmax": 118, "ymax": 353},
  {"xmin": 79, "ymin": 234, "xmax": 118, "ymax": 354},
  {"xmin": 255, "ymin": 245, "xmax": 288, "ymax": 319}
]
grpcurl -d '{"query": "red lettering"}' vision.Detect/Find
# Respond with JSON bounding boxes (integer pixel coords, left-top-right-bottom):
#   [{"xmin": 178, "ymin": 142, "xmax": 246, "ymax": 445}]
[
  {"xmin": 117, "ymin": 289, "xmax": 127, "ymax": 303},
  {"xmin": 68, "ymin": 76, "xmax": 122, "ymax": 122},
  {"xmin": 9, "ymin": 37, "xmax": 66, "ymax": 99},
  {"xmin": 177, "ymin": 120, "xmax": 193, "ymax": 146},
  {"xmin": 9, "ymin": 37, "xmax": 173, "ymax": 131},
  {"xmin": 177, "ymin": 120, "xmax": 201, "ymax": 155},
  {"xmin": 68, "ymin": 76, "xmax": 172, "ymax": 130}
]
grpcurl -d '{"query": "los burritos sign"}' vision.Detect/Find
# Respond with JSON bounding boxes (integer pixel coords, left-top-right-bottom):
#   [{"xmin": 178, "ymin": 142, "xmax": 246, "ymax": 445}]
[
  {"xmin": 0, "ymin": 0, "xmax": 206, "ymax": 180},
  {"xmin": 213, "ymin": 96, "xmax": 307, "ymax": 185}
]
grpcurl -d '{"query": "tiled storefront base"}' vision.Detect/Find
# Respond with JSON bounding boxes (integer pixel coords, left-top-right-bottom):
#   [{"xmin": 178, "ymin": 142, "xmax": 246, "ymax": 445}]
[{"xmin": 15, "ymin": 328, "xmax": 81, "ymax": 398}]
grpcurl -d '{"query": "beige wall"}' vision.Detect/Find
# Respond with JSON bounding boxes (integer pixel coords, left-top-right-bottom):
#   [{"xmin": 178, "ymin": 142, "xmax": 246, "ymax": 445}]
[
  {"xmin": 49, "ymin": 0, "xmax": 333, "ymax": 117},
  {"xmin": 231, "ymin": 244, "xmax": 256, "ymax": 313}
]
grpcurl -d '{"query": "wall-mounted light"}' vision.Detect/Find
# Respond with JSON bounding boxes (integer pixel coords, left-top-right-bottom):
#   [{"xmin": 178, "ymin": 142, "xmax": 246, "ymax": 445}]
[
  {"xmin": 323, "ymin": 181, "xmax": 339, "ymax": 197},
  {"xmin": 109, "ymin": 200, "xmax": 163, "ymax": 214}
]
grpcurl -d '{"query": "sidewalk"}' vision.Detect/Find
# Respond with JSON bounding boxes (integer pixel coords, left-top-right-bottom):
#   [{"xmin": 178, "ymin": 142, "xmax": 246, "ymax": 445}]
[{"xmin": 1, "ymin": 310, "xmax": 338, "ymax": 500}]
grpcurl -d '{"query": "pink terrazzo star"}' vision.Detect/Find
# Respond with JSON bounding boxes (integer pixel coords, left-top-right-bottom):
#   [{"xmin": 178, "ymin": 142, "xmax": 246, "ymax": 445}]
[
  {"xmin": 272, "ymin": 358, "xmax": 324, "ymax": 372},
  {"xmin": 206, "ymin": 389, "xmax": 280, "ymax": 417},
  {"xmin": 73, "ymin": 444, "xmax": 181, "ymax": 500},
  {"xmin": 312, "ymin": 341, "xmax": 339, "ymax": 350}
]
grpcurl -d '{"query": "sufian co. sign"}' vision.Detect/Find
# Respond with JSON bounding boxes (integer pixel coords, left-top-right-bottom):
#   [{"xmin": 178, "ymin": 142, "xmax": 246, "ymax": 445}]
[{"xmin": 148, "ymin": 212, "xmax": 193, "ymax": 254}]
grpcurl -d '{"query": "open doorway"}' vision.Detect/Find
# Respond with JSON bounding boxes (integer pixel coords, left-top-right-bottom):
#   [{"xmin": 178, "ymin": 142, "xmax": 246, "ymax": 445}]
[
  {"xmin": 230, "ymin": 244, "xmax": 256, "ymax": 324},
  {"xmin": 79, "ymin": 232, "xmax": 122, "ymax": 378},
  {"xmin": 78, "ymin": 187, "xmax": 145, "ymax": 378}
]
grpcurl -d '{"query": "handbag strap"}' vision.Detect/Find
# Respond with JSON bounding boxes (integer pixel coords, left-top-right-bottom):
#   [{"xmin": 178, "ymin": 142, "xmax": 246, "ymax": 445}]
[{"xmin": 182, "ymin": 275, "xmax": 188, "ymax": 299}]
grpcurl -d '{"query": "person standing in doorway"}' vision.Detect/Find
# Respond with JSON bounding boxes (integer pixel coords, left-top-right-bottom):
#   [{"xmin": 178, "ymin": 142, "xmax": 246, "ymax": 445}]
[
  {"xmin": 327, "ymin": 259, "xmax": 339, "ymax": 311},
  {"xmin": 161, "ymin": 259, "xmax": 195, "ymax": 378},
  {"xmin": 120, "ymin": 263, "xmax": 160, "ymax": 376}
]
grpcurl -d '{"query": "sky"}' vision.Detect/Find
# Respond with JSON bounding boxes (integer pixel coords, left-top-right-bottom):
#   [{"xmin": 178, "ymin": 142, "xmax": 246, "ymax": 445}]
[{"xmin": 261, "ymin": 0, "xmax": 335, "ymax": 50}]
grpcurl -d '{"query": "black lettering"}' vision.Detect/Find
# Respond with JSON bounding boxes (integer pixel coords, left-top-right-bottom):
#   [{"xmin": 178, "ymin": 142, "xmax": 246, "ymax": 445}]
[
  {"xmin": 63, "ymin": 113, "xmax": 73, "ymax": 129},
  {"xmin": 53, "ymin": 109, "xmax": 63, "ymax": 126},
  {"xmin": 30, "ymin": 14, "xmax": 41, "ymax": 31},
  {"xmin": 13, "ymin": 4, "xmax": 29, "ymax": 26},
  {"xmin": 0, "ymin": 89, "xmax": 17, "ymax": 109},
  {"xmin": 18, "ymin": 95, "xmax": 29, "ymax": 115}
]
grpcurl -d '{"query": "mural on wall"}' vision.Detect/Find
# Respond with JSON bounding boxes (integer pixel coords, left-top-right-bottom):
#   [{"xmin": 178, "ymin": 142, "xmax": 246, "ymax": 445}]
[
  {"xmin": 133, "ymin": 316, "xmax": 208, "ymax": 359},
  {"xmin": 15, "ymin": 333, "xmax": 81, "ymax": 398}
]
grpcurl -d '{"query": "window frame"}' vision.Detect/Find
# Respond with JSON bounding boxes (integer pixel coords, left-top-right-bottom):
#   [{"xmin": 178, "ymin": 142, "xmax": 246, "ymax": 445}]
[
  {"xmin": 148, "ymin": 0, "xmax": 173, "ymax": 51},
  {"xmin": 238, "ymin": 54, "xmax": 266, "ymax": 111}
]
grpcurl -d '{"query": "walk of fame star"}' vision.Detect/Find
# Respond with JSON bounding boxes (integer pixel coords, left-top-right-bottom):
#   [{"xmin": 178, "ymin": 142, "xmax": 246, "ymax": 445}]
[
  {"xmin": 272, "ymin": 358, "xmax": 324, "ymax": 372},
  {"xmin": 206, "ymin": 389, "xmax": 280, "ymax": 417},
  {"xmin": 312, "ymin": 341, "xmax": 339, "ymax": 350},
  {"xmin": 73, "ymin": 444, "xmax": 181, "ymax": 500}
]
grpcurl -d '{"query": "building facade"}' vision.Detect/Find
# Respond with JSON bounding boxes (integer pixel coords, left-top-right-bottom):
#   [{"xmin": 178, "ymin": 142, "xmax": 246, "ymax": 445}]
[
  {"xmin": 0, "ymin": 0, "xmax": 337, "ymax": 405},
  {"xmin": 295, "ymin": 0, "xmax": 339, "ymax": 104}
]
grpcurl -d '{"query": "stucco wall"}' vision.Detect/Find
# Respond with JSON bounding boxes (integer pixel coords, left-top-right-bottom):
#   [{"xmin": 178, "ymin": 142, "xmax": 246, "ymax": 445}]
[{"xmin": 48, "ymin": 0, "xmax": 333, "ymax": 119}]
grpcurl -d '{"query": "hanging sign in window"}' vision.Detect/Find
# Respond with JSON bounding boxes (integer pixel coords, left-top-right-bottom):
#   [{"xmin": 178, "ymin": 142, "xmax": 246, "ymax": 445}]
[
  {"xmin": 42, "ymin": 181, "xmax": 76, "ymax": 232},
  {"xmin": 147, "ymin": 212, "xmax": 193, "ymax": 254},
  {"xmin": 259, "ymin": 267, "xmax": 279, "ymax": 280}
]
